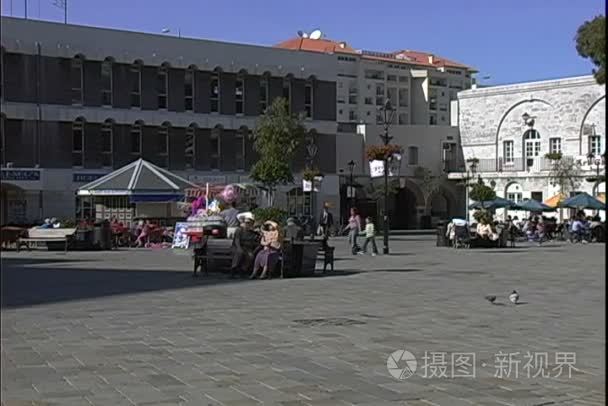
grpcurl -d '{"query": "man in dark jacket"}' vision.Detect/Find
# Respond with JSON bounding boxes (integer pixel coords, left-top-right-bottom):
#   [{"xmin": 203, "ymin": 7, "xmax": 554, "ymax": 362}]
[
  {"xmin": 284, "ymin": 217, "xmax": 304, "ymax": 242},
  {"xmin": 319, "ymin": 204, "xmax": 334, "ymax": 237}
]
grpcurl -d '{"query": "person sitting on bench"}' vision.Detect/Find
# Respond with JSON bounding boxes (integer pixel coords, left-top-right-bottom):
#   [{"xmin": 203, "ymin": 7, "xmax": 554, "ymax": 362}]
[
  {"xmin": 230, "ymin": 212, "xmax": 260, "ymax": 278},
  {"xmin": 476, "ymin": 219, "xmax": 498, "ymax": 241},
  {"xmin": 250, "ymin": 220, "xmax": 282, "ymax": 280}
]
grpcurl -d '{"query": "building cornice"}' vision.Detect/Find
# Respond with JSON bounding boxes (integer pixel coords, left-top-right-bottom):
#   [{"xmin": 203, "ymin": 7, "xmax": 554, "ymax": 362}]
[{"xmin": 458, "ymin": 76, "xmax": 601, "ymax": 99}]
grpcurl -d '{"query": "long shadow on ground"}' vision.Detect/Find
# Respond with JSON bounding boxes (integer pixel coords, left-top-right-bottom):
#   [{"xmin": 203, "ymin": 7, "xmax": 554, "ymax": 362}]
[{"xmin": 0, "ymin": 257, "xmax": 359, "ymax": 309}]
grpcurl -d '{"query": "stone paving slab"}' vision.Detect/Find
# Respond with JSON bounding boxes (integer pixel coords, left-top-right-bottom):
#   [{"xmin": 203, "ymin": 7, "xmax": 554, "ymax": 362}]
[{"xmin": 1, "ymin": 237, "xmax": 605, "ymax": 405}]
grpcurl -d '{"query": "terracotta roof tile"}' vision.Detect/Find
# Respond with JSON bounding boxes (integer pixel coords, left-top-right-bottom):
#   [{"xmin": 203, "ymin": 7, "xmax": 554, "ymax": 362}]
[
  {"xmin": 275, "ymin": 37, "xmax": 357, "ymax": 54},
  {"xmin": 274, "ymin": 37, "xmax": 474, "ymax": 71}
]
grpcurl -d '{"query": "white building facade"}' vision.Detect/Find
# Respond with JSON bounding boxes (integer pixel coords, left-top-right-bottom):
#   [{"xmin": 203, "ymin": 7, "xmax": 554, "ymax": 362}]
[{"xmin": 450, "ymin": 75, "xmax": 606, "ymax": 220}]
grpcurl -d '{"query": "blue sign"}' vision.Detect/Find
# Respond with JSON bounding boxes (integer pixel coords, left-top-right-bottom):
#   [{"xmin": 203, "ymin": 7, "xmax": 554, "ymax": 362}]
[
  {"xmin": 73, "ymin": 173, "xmax": 106, "ymax": 183},
  {"xmin": 1, "ymin": 170, "xmax": 41, "ymax": 181}
]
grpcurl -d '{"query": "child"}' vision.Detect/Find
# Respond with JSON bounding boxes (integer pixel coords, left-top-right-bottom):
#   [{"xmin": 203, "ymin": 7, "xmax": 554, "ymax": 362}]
[{"xmin": 361, "ymin": 217, "xmax": 378, "ymax": 256}]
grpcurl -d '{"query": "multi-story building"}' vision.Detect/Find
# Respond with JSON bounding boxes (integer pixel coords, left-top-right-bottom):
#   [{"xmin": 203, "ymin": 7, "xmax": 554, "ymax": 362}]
[
  {"xmin": 0, "ymin": 17, "xmax": 340, "ymax": 224},
  {"xmin": 277, "ymin": 35, "xmax": 475, "ymax": 228},
  {"xmin": 275, "ymin": 35, "xmax": 476, "ymax": 127},
  {"xmin": 449, "ymin": 75, "xmax": 606, "ymax": 220}
]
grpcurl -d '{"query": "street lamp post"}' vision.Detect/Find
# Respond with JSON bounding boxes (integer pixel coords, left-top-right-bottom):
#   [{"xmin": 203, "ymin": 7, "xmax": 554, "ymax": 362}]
[
  {"xmin": 347, "ymin": 160, "xmax": 355, "ymax": 215},
  {"xmin": 464, "ymin": 159, "xmax": 478, "ymax": 222},
  {"xmin": 378, "ymin": 99, "xmax": 396, "ymax": 255},
  {"xmin": 586, "ymin": 152, "xmax": 604, "ymax": 196}
]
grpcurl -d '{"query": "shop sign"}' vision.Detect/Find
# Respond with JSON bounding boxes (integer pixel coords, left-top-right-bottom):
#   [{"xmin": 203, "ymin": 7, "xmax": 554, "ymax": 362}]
[
  {"xmin": 1, "ymin": 169, "xmax": 41, "ymax": 181},
  {"xmin": 73, "ymin": 173, "xmax": 106, "ymax": 183}
]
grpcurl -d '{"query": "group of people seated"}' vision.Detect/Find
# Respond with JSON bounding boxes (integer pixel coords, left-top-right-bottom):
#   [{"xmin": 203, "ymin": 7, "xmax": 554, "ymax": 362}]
[{"xmin": 38, "ymin": 218, "xmax": 61, "ymax": 229}]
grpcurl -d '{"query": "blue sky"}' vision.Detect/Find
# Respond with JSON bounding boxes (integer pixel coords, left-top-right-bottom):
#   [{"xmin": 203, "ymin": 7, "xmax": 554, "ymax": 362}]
[{"xmin": 2, "ymin": 0, "xmax": 605, "ymax": 84}]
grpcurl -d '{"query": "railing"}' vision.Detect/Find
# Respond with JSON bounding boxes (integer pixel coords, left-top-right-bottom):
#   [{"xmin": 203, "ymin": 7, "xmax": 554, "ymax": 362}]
[{"xmin": 445, "ymin": 156, "xmax": 577, "ymax": 174}]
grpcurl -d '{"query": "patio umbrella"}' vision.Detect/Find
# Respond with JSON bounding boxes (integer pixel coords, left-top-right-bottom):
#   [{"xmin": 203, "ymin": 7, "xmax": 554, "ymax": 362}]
[
  {"xmin": 559, "ymin": 192, "xmax": 605, "ymax": 210},
  {"xmin": 515, "ymin": 199, "xmax": 555, "ymax": 212},
  {"xmin": 544, "ymin": 193, "xmax": 566, "ymax": 208},
  {"xmin": 469, "ymin": 197, "xmax": 518, "ymax": 210}
]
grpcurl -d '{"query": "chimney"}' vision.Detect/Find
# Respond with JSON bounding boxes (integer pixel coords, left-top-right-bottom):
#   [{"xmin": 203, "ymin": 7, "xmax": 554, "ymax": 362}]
[{"xmin": 428, "ymin": 55, "xmax": 434, "ymax": 64}]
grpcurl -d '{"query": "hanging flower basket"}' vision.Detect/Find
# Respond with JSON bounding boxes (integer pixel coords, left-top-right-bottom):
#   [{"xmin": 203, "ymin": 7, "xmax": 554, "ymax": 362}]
[
  {"xmin": 302, "ymin": 167, "xmax": 323, "ymax": 182},
  {"xmin": 366, "ymin": 144, "xmax": 403, "ymax": 161},
  {"xmin": 544, "ymin": 152, "xmax": 562, "ymax": 161}
]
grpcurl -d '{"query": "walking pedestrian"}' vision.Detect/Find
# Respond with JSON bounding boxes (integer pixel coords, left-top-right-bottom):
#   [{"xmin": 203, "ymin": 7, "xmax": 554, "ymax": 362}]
[
  {"xmin": 361, "ymin": 216, "xmax": 378, "ymax": 256},
  {"xmin": 318, "ymin": 203, "xmax": 334, "ymax": 238},
  {"xmin": 342, "ymin": 208, "xmax": 362, "ymax": 255}
]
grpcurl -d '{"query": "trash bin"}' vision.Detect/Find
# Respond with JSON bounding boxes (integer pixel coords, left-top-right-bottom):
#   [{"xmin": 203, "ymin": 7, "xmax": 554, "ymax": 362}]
[
  {"xmin": 100, "ymin": 220, "xmax": 112, "ymax": 250},
  {"xmin": 92, "ymin": 223, "xmax": 103, "ymax": 249},
  {"xmin": 436, "ymin": 222, "xmax": 448, "ymax": 247}
]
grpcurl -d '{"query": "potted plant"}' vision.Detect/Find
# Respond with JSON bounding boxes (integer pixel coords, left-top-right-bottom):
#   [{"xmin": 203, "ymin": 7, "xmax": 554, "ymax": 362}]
[{"xmin": 544, "ymin": 152, "xmax": 563, "ymax": 161}]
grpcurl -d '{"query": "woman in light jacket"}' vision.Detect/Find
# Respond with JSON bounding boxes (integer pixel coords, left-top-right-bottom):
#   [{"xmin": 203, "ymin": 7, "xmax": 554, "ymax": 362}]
[{"xmin": 250, "ymin": 220, "xmax": 282, "ymax": 279}]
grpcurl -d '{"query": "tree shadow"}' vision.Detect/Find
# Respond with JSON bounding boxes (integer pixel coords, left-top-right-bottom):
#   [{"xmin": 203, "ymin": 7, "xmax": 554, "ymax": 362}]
[{"xmin": 0, "ymin": 256, "xmax": 356, "ymax": 309}]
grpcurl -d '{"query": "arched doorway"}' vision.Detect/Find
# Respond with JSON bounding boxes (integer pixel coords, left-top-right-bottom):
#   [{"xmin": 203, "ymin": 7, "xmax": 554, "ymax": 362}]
[
  {"xmin": 430, "ymin": 192, "xmax": 449, "ymax": 218},
  {"xmin": 393, "ymin": 186, "xmax": 419, "ymax": 229}
]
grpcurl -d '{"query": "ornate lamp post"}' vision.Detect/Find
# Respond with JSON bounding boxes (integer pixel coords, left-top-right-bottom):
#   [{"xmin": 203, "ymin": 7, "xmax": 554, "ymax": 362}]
[
  {"xmin": 378, "ymin": 99, "xmax": 396, "ymax": 254},
  {"xmin": 586, "ymin": 151, "xmax": 604, "ymax": 196},
  {"xmin": 464, "ymin": 158, "xmax": 479, "ymax": 222}
]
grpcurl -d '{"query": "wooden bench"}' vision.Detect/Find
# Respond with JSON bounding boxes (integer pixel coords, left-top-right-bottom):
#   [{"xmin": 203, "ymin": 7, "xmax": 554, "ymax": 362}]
[
  {"xmin": 17, "ymin": 228, "xmax": 77, "ymax": 253},
  {"xmin": 193, "ymin": 238, "xmax": 233, "ymax": 276}
]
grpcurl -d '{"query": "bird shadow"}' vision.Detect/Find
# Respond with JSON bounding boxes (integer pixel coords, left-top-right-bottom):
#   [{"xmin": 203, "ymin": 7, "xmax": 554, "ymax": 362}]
[
  {"xmin": 491, "ymin": 302, "xmax": 506, "ymax": 306},
  {"xmin": 515, "ymin": 301, "xmax": 529, "ymax": 305}
]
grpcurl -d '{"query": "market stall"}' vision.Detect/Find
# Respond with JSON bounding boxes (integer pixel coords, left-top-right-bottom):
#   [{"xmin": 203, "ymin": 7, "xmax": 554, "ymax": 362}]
[{"xmin": 76, "ymin": 159, "xmax": 199, "ymax": 226}]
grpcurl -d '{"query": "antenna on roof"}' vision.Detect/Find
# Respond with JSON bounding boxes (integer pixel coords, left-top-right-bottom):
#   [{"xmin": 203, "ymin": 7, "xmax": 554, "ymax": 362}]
[{"xmin": 309, "ymin": 29, "xmax": 322, "ymax": 40}]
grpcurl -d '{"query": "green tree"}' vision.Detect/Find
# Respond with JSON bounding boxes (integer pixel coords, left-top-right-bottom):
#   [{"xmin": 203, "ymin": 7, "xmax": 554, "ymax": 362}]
[
  {"xmin": 548, "ymin": 155, "xmax": 583, "ymax": 221},
  {"xmin": 469, "ymin": 177, "xmax": 496, "ymax": 203},
  {"xmin": 575, "ymin": 15, "xmax": 606, "ymax": 84},
  {"xmin": 250, "ymin": 98, "xmax": 306, "ymax": 206}
]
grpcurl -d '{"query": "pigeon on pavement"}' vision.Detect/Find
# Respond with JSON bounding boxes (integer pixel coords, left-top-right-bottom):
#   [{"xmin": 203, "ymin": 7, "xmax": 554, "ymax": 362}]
[
  {"xmin": 485, "ymin": 295, "xmax": 496, "ymax": 304},
  {"xmin": 509, "ymin": 290, "xmax": 519, "ymax": 304}
]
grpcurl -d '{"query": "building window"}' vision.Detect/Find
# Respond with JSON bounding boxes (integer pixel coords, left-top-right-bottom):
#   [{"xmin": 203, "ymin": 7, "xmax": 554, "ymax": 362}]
[
  {"xmin": 283, "ymin": 78, "xmax": 291, "ymax": 113},
  {"xmin": 387, "ymin": 87, "xmax": 397, "ymax": 106},
  {"xmin": 101, "ymin": 58, "xmax": 112, "ymax": 106},
  {"xmin": 524, "ymin": 129, "xmax": 541, "ymax": 157},
  {"xmin": 549, "ymin": 137, "xmax": 561, "ymax": 154},
  {"xmin": 506, "ymin": 192, "xmax": 522, "ymax": 203},
  {"xmin": 398, "ymin": 76, "xmax": 408, "ymax": 83},
  {"xmin": 349, "ymin": 110, "xmax": 357, "ymax": 121},
  {"xmin": 408, "ymin": 146, "xmax": 419, "ymax": 165},
  {"xmin": 158, "ymin": 123, "xmax": 169, "ymax": 167},
  {"xmin": 287, "ymin": 188, "xmax": 312, "ymax": 216},
  {"xmin": 185, "ymin": 125, "xmax": 195, "ymax": 169},
  {"xmin": 375, "ymin": 83, "xmax": 384, "ymax": 105},
  {"xmin": 259, "ymin": 74, "xmax": 269, "ymax": 114},
  {"xmin": 235, "ymin": 73, "xmax": 245, "ymax": 115},
  {"xmin": 71, "ymin": 56, "xmax": 84, "ymax": 105},
  {"xmin": 398, "ymin": 113, "xmax": 408, "ymax": 125},
  {"xmin": 364, "ymin": 97, "xmax": 373, "ymax": 105},
  {"xmin": 531, "ymin": 191, "xmax": 543, "ymax": 202},
  {"xmin": 184, "ymin": 66, "xmax": 195, "ymax": 111},
  {"xmin": 157, "ymin": 64, "xmax": 169, "ymax": 109},
  {"xmin": 429, "ymin": 115, "xmax": 437, "ymax": 125},
  {"xmin": 387, "ymin": 74, "xmax": 397, "ymax": 82},
  {"xmin": 210, "ymin": 70, "xmax": 220, "ymax": 113},
  {"xmin": 130, "ymin": 122, "xmax": 142, "ymax": 156},
  {"xmin": 236, "ymin": 128, "xmax": 246, "ymax": 171},
  {"xmin": 304, "ymin": 82, "xmax": 313, "ymax": 119},
  {"xmin": 589, "ymin": 135, "xmax": 602, "ymax": 156},
  {"xmin": 210, "ymin": 127, "xmax": 221, "ymax": 170},
  {"xmin": 101, "ymin": 120, "xmax": 113, "ymax": 168},
  {"xmin": 72, "ymin": 119, "xmax": 85, "ymax": 167},
  {"xmin": 130, "ymin": 61, "xmax": 142, "ymax": 108},
  {"xmin": 503, "ymin": 140, "xmax": 514, "ymax": 163},
  {"xmin": 398, "ymin": 88, "xmax": 408, "ymax": 107}
]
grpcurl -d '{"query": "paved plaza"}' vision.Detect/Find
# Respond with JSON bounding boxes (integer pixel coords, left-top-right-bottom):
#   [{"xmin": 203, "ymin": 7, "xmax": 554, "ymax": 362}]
[{"xmin": 1, "ymin": 237, "xmax": 605, "ymax": 406}]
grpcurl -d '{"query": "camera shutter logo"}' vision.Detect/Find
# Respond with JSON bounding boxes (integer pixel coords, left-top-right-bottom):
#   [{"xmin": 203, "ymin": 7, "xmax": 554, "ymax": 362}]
[{"xmin": 387, "ymin": 350, "xmax": 417, "ymax": 380}]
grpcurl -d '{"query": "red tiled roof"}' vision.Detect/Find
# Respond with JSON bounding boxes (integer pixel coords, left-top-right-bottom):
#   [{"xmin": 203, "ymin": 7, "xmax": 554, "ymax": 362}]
[
  {"xmin": 390, "ymin": 50, "xmax": 472, "ymax": 70},
  {"xmin": 275, "ymin": 37, "xmax": 358, "ymax": 54},
  {"xmin": 274, "ymin": 37, "xmax": 475, "ymax": 71}
]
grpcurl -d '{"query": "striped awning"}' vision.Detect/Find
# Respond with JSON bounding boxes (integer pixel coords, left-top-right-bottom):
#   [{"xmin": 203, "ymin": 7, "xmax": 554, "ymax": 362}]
[{"xmin": 544, "ymin": 193, "xmax": 566, "ymax": 208}]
